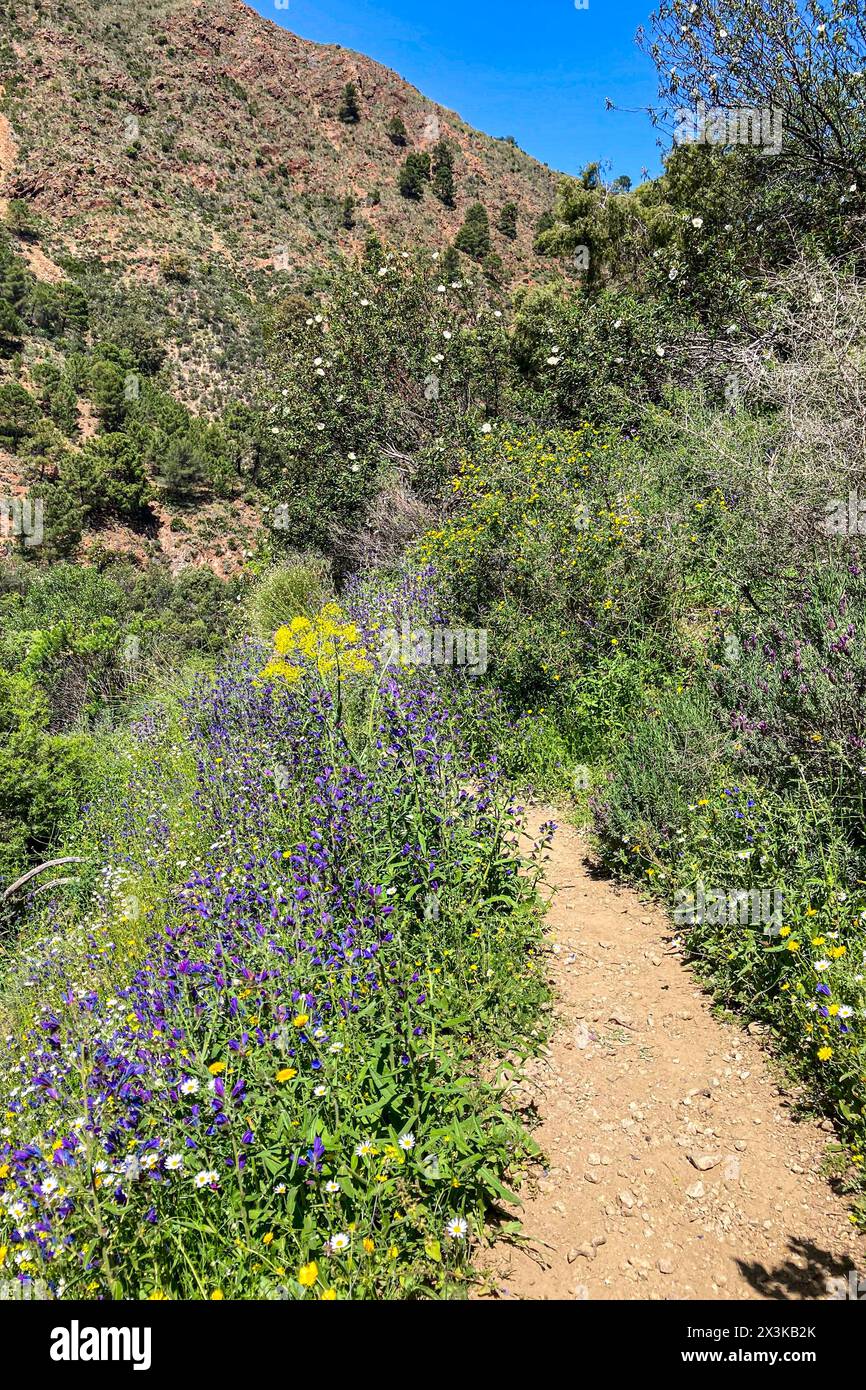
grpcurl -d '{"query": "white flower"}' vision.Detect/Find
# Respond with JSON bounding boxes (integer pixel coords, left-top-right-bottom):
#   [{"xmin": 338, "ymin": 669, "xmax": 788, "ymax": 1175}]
[
  {"xmin": 445, "ymin": 1217, "xmax": 468, "ymax": 1240},
  {"xmin": 328, "ymin": 1231, "xmax": 351, "ymax": 1252},
  {"xmin": 166, "ymin": 1154, "xmax": 184, "ymax": 1171},
  {"xmin": 655, "ymin": 346, "xmax": 665, "ymax": 358},
  {"xmin": 347, "ymin": 451, "xmax": 357, "ymax": 460},
  {"xmin": 180, "ymin": 1079, "xmax": 199, "ymax": 1095},
  {"xmin": 316, "ymin": 422, "xmax": 326, "ymax": 431},
  {"xmin": 313, "ymin": 357, "xmax": 323, "ymax": 366},
  {"xmin": 9, "ymin": 1200, "xmax": 27, "ymax": 1223},
  {"xmin": 141, "ymin": 1152, "xmax": 160, "ymax": 1170},
  {"xmin": 314, "ymin": 314, "xmax": 323, "ymax": 323},
  {"xmin": 691, "ymin": 216, "xmax": 703, "ymax": 229},
  {"xmin": 350, "ymin": 464, "xmax": 360, "ymax": 473},
  {"xmin": 360, "ymin": 298, "xmax": 370, "ymax": 306},
  {"xmin": 314, "ymin": 1085, "xmax": 327, "ymax": 1096},
  {"xmin": 838, "ymin": 1005, "xmax": 853, "ymax": 1019},
  {"xmin": 436, "ymin": 285, "xmax": 447, "ymax": 293},
  {"xmin": 398, "ymin": 1133, "xmax": 415, "ymax": 1150},
  {"xmin": 355, "ymin": 1140, "xmax": 377, "ymax": 1157},
  {"xmin": 814, "ymin": 959, "xmax": 832, "ymax": 972},
  {"xmin": 443, "ymin": 330, "xmax": 452, "ymax": 339},
  {"xmin": 493, "ymin": 310, "xmax": 502, "ymax": 318},
  {"xmin": 481, "ymin": 422, "xmax": 493, "ymax": 434},
  {"xmin": 325, "ymin": 1180, "xmax": 341, "ymax": 1193},
  {"xmin": 546, "ymin": 355, "xmax": 561, "ymax": 366},
  {"xmin": 274, "ymin": 1182, "xmax": 287, "ymax": 1194},
  {"xmin": 193, "ymin": 1169, "xmax": 219, "ymax": 1189}
]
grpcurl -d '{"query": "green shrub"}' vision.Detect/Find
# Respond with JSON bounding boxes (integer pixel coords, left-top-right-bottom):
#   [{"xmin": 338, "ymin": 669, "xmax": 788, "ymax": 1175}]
[{"xmin": 246, "ymin": 554, "xmax": 332, "ymax": 640}]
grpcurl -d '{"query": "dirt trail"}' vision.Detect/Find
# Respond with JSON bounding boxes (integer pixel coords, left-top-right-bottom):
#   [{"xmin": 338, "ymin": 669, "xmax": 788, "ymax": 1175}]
[{"xmin": 480, "ymin": 807, "xmax": 864, "ymax": 1300}]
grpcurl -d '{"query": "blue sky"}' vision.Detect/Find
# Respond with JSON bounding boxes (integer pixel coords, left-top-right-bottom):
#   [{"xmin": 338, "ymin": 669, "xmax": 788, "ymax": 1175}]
[{"xmin": 247, "ymin": 0, "xmax": 665, "ymax": 184}]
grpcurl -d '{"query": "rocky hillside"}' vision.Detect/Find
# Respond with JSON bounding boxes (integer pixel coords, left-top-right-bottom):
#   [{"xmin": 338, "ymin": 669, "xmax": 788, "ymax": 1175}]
[{"xmin": 0, "ymin": 0, "xmax": 558, "ymax": 406}]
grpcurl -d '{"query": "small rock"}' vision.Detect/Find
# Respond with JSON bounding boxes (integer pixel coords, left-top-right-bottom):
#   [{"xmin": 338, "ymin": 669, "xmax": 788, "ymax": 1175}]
[
  {"xmin": 688, "ymin": 1153, "xmax": 723, "ymax": 1172},
  {"xmin": 658, "ymin": 1258, "xmax": 675, "ymax": 1275},
  {"xmin": 686, "ymin": 1182, "xmax": 705, "ymax": 1200}
]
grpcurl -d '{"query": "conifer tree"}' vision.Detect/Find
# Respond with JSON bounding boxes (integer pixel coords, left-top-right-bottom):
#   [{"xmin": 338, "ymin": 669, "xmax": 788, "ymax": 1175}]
[{"xmin": 454, "ymin": 202, "xmax": 491, "ymax": 260}]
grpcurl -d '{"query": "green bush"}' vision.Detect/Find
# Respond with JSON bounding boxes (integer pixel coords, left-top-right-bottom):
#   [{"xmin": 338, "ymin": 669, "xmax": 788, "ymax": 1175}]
[{"xmin": 246, "ymin": 554, "xmax": 332, "ymax": 640}]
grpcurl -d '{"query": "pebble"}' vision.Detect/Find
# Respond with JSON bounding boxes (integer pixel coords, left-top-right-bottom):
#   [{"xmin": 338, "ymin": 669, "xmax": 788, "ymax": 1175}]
[{"xmin": 688, "ymin": 1153, "xmax": 723, "ymax": 1171}]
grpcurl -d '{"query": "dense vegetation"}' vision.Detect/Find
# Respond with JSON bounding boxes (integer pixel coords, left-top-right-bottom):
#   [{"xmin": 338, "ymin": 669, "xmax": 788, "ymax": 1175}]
[{"xmin": 1, "ymin": 0, "xmax": 866, "ymax": 1298}]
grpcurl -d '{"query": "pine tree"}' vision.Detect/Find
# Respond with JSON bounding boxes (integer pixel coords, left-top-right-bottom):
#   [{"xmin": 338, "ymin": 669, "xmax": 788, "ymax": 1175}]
[
  {"xmin": 483, "ymin": 251, "xmax": 504, "ymax": 284},
  {"xmin": 498, "ymin": 202, "xmax": 518, "ymax": 239},
  {"xmin": 386, "ymin": 114, "xmax": 408, "ymax": 146},
  {"xmin": 0, "ymin": 299, "xmax": 22, "ymax": 355},
  {"xmin": 89, "ymin": 360, "xmax": 128, "ymax": 432},
  {"xmin": 430, "ymin": 141, "xmax": 456, "ymax": 207},
  {"xmin": 157, "ymin": 434, "xmax": 207, "ymax": 500},
  {"xmin": 338, "ymin": 82, "xmax": 361, "ymax": 124},
  {"xmin": 454, "ymin": 203, "xmax": 491, "ymax": 260},
  {"xmin": 397, "ymin": 152, "xmax": 430, "ymax": 200},
  {"xmin": 440, "ymin": 244, "xmax": 461, "ymax": 281},
  {"xmin": 5, "ymin": 198, "xmax": 37, "ymax": 239}
]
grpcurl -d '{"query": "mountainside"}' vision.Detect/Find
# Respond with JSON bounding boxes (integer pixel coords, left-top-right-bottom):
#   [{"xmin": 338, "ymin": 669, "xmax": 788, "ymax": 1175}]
[{"xmin": 0, "ymin": 0, "xmax": 558, "ymax": 406}]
